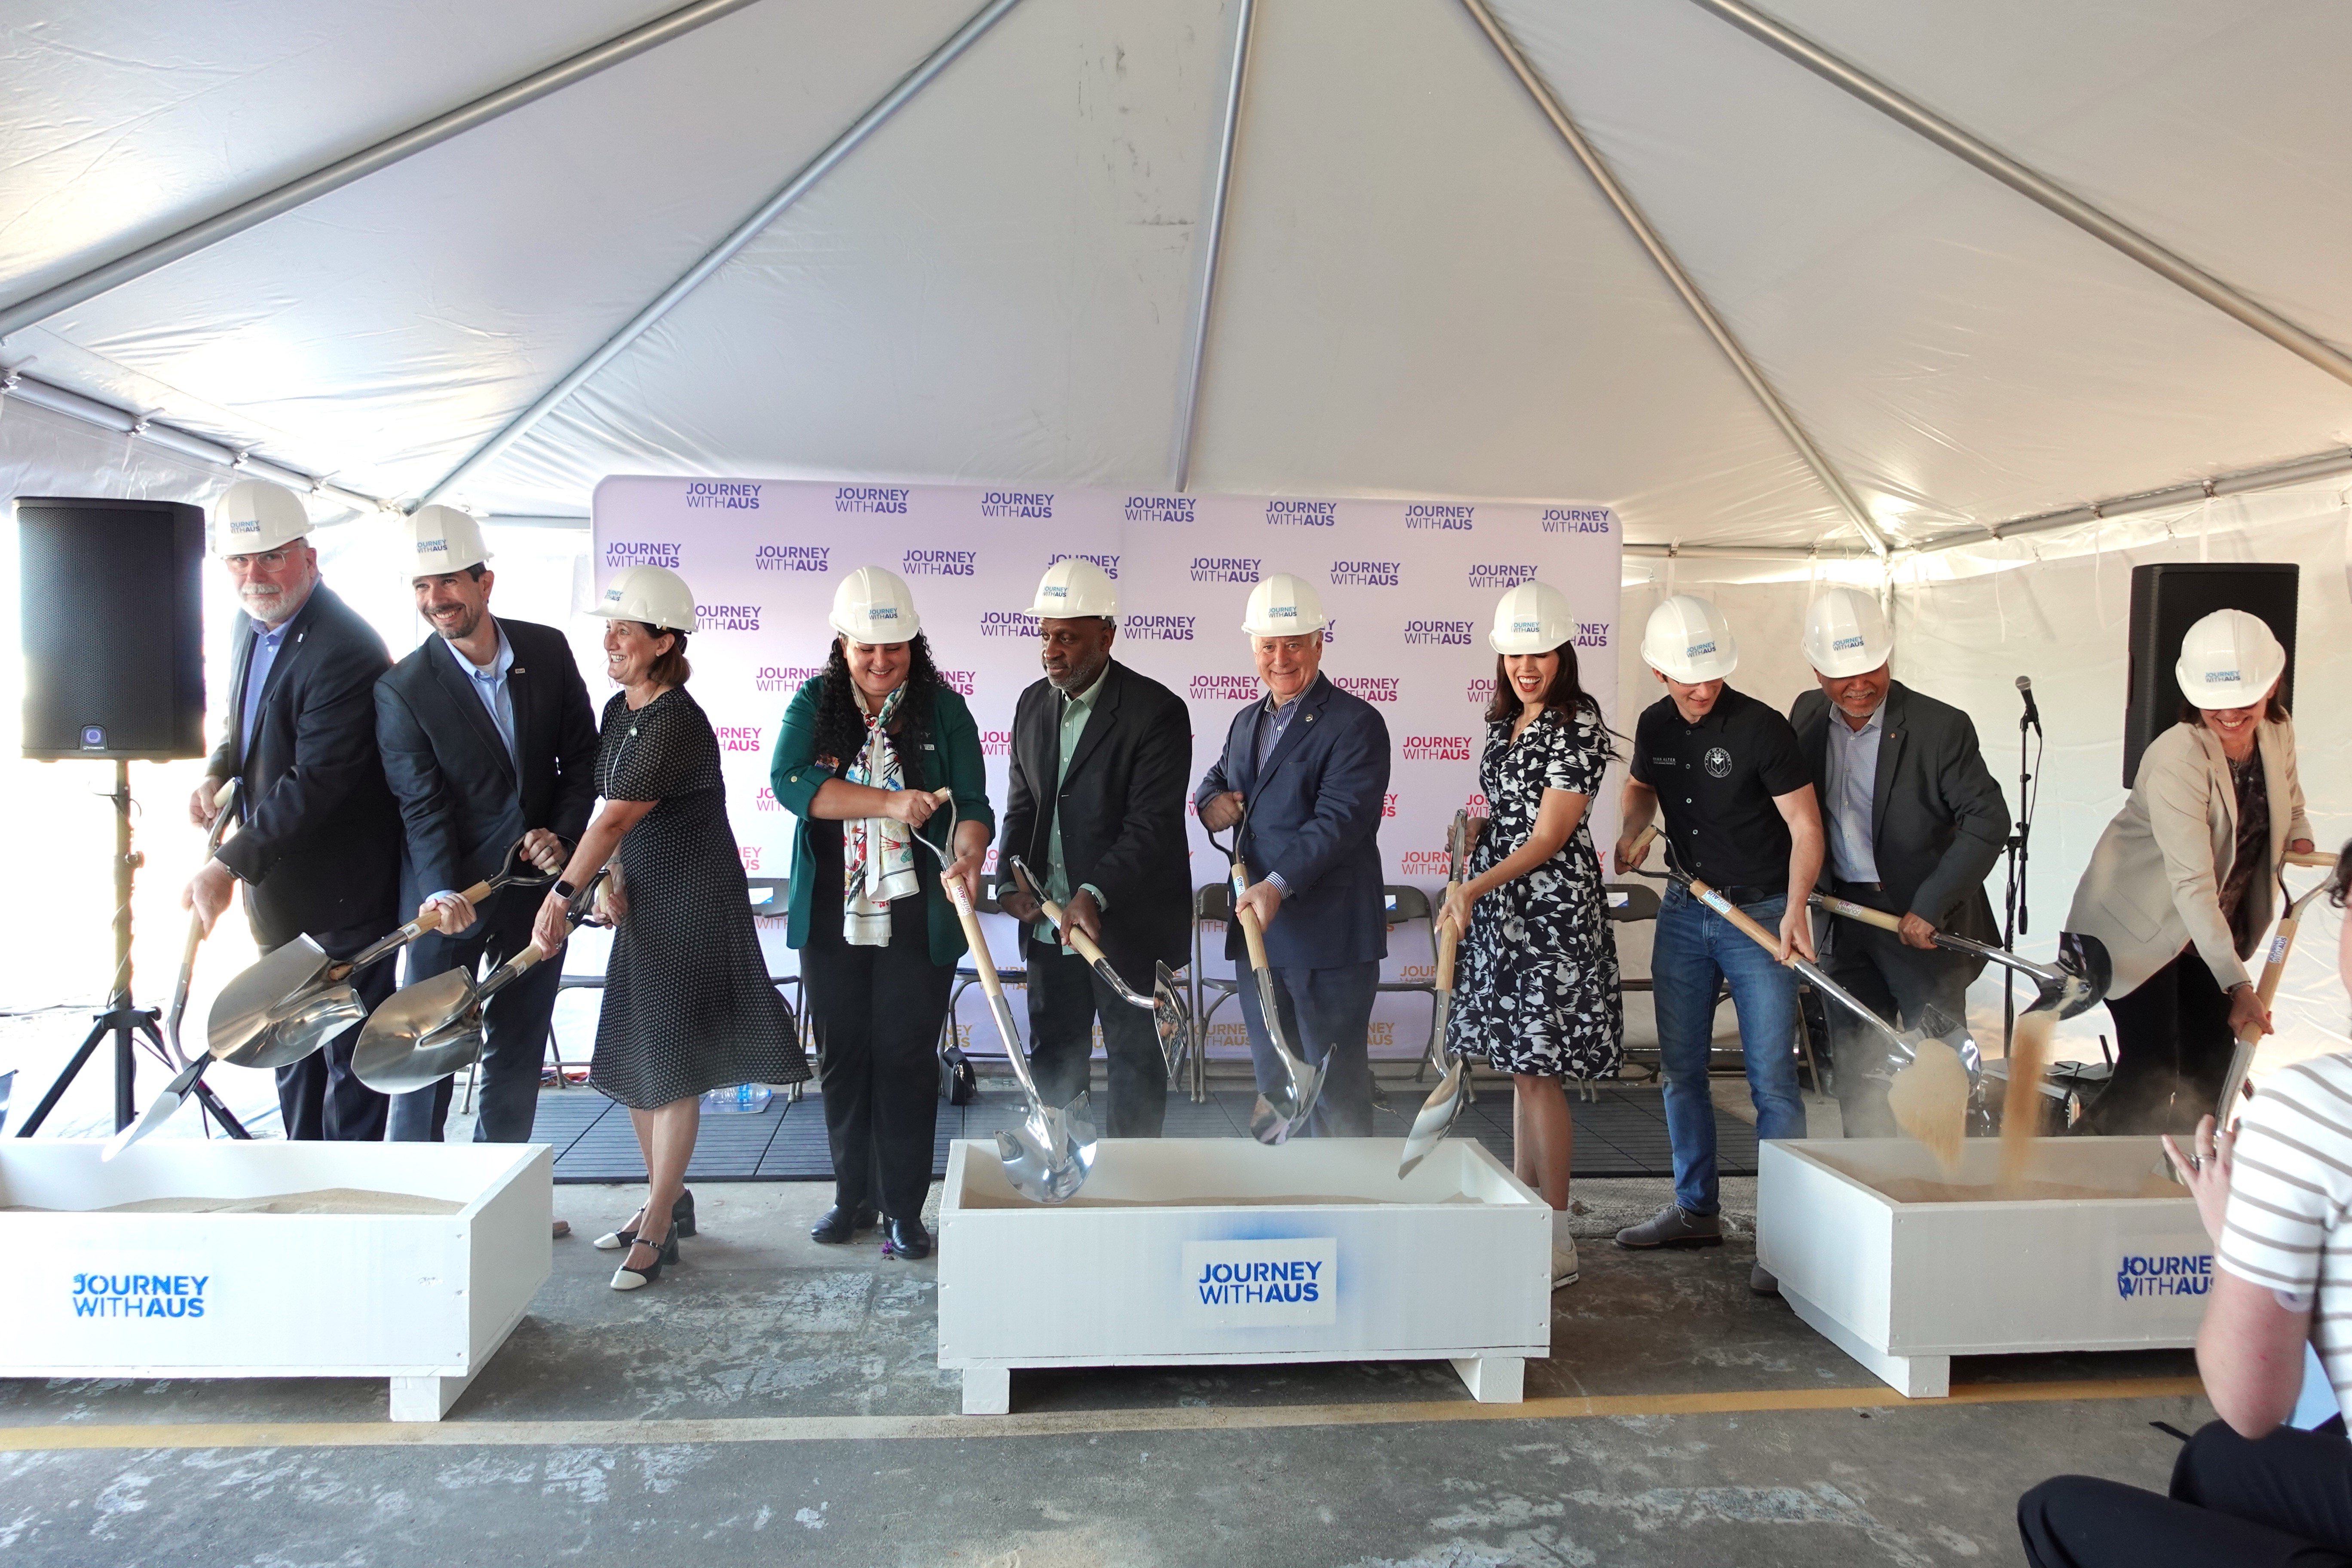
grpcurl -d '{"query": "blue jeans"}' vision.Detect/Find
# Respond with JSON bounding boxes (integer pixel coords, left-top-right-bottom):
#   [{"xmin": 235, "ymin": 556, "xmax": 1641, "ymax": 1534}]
[{"xmin": 1652, "ymin": 883, "xmax": 1806, "ymax": 1215}]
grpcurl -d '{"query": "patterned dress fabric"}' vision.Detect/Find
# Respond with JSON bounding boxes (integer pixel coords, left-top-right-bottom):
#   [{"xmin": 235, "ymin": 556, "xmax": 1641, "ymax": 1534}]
[
  {"xmin": 1445, "ymin": 703, "xmax": 1624, "ymax": 1079},
  {"xmin": 590, "ymin": 686, "xmax": 808, "ymax": 1109}
]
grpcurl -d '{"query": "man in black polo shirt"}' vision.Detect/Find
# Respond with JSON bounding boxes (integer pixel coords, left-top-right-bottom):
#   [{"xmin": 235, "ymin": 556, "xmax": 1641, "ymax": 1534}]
[{"xmin": 1611, "ymin": 595, "xmax": 1823, "ymax": 1288}]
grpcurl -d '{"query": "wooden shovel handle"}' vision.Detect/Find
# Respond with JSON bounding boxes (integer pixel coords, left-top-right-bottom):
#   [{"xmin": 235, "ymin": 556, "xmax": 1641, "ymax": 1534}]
[
  {"xmin": 1687, "ymin": 876, "xmax": 1791, "ymax": 962},
  {"xmin": 1030, "ymin": 887, "xmax": 1113, "ymax": 970},
  {"xmin": 943, "ymin": 879, "xmax": 1007, "ymax": 1002},
  {"xmin": 1815, "ymin": 893, "xmax": 1903, "ymax": 933},
  {"xmin": 1434, "ymin": 904, "xmax": 1461, "ymax": 992},
  {"xmin": 1228, "ymin": 855, "xmax": 1274, "ymax": 972},
  {"xmin": 407, "ymin": 878, "xmax": 496, "ymax": 939},
  {"xmin": 2285, "ymin": 849, "xmax": 2338, "ymax": 868}
]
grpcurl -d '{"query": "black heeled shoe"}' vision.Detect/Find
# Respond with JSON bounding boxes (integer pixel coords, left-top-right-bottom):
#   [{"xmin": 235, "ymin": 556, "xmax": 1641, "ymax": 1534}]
[
  {"xmin": 882, "ymin": 1215, "xmax": 932, "ymax": 1261},
  {"xmin": 594, "ymin": 1188, "xmax": 697, "ymax": 1250},
  {"xmin": 609, "ymin": 1223, "xmax": 679, "ymax": 1291},
  {"xmin": 811, "ymin": 1205, "xmax": 879, "ymax": 1244}
]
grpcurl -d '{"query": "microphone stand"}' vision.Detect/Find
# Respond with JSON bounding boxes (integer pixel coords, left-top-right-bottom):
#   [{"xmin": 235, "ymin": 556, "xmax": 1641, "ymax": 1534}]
[{"xmin": 2000, "ymin": 692, "xmax": 2041, "ymax": 1062}]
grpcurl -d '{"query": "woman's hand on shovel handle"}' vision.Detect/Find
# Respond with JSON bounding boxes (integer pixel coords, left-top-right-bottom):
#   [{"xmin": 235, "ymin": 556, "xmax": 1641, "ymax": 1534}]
[
  {"xmin": 531, "ymin": 891, "xmax": 575, "ymax": 959},
  {"xmin": 1437, "ymin": 883, "xmax": 1474, "ymax": 945},
  {"xmin": 2228, "ymin": 982, "xmax": 2273, "ymax": 1040},
  {"xmin": 940, "ymin": 818, "xmax": 989, "ymax": 909}
]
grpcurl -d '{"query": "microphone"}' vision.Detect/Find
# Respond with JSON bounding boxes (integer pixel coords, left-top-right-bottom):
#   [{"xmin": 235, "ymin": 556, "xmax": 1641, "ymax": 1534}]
[{"xmin": 2015, "ymin": 674, "xmax": 2041, "ymax": 731}]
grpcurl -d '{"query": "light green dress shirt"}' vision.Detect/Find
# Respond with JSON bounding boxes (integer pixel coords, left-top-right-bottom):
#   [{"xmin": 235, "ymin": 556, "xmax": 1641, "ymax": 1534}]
[{"xmin": 1036, "ymin": 666, "xmax": 1110, "ymax": 952}]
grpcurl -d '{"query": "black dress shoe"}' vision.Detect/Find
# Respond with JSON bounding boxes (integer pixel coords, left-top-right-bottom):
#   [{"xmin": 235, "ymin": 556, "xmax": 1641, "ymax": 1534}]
[
  {"xmin": 811, "ymin": 1205, "xmax": 879, "ymax": 1244},
  {"xmin": 882, "ymin": 1215, "xmax": 932, "ymax": 1260}
]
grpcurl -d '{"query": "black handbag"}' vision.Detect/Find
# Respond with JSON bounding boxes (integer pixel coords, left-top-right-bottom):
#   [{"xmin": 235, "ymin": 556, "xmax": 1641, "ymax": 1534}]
[{"xmin": 938, "ymin": 1042, "xmax": 977, "ymax": 1106}]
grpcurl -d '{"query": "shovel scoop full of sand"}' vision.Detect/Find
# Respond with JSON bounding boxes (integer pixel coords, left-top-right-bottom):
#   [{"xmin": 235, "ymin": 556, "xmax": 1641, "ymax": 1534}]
[{"xmin": 1886, "ymin": 1038, "xmax": 1971, "ymax": 1172}]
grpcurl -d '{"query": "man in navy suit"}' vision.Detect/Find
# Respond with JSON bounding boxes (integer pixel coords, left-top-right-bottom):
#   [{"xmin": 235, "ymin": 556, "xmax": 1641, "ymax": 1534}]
[
  {"xmin": 374, "ymin": 507, "xmax": 600, "ymax": 1145},
  {"xmin": 185, "ymin": 480, "xmax": 402, "ymax": 1142},
  {"xmin": 1194, "ymin": 573, "xmax": 1391, "ymax": 1136}
]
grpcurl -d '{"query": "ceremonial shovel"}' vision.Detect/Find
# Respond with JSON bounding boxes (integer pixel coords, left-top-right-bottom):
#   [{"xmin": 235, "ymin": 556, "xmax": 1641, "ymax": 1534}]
[
  {"xmin": 913, "ymin": 793, "xmax": 1096, "ymax": 1203},
  {"xmin": 352, "ymin": 868, "xmax": 609, "ymax": 1094},
  {"xmin": 1004, "ymin": 857, "xmax": 1194, "ymax": 1078},
  {"xmin": 2211, "ymin": 849, "xmax": 2337, "ymax": 1130},
  {"xmin": 206, "ymin": 837, "xmax": 560, "ymax": 1068},
  {"xmin": 1399, "ymin": 812, "xmax": 1477, "ymax": 1177},
  {"xmin": 1809, "ymin": 894, "xmax": 2111, "ymax": 1020},
  {"xmin": 1205, "ymin": 802, "xmax": 1324, "ymax": 1144}
]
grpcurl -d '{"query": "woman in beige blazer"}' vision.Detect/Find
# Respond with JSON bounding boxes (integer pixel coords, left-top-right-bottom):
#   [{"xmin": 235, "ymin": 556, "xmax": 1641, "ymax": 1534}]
[{"xmin": 2067, "ymin": 610, "xmax": 2313, "ymax": 1133}]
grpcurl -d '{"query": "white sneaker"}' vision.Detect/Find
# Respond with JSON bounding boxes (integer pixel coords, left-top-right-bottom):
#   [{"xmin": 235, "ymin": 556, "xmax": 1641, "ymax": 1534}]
[{"xmin": 1551, "ymin": 1236, "xmax": 1580, "ymax": 1289}]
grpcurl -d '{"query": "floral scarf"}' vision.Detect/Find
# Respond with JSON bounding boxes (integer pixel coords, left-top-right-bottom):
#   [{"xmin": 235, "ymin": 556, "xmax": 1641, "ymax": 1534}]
[{"xmin": 842, "ymin": 685, "xmax": 919, "ymax": 945}]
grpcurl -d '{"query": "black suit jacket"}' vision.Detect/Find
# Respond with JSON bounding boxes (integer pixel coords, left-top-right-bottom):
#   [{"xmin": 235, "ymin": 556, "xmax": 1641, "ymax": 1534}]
[
  {"xmin": 1789, "ymin": 680, "xmax": 2009, "ymax": 941},
  {"xmin": 205, "ymin": 582, "xmax": 401, "ymax": 949},
  {"xmin": 374, "ymin": 616, "xmax": 601, "ymax": 917},
  {"xmin": 1000, "ymin": 660, "xmax": 1194, "ymax": 983}
]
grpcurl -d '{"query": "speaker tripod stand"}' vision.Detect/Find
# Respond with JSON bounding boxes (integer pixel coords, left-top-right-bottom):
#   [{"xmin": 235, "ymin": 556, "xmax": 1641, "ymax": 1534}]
[{"xmin": 14, "ymin": 760, "xmax": 250, "ymax": 1139}]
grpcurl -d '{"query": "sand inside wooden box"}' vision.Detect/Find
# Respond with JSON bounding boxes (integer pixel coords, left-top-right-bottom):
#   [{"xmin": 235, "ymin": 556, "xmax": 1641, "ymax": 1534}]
[
  {"xmin": 961, "ymin": 1190, "xmax": 1486, "ymax": 1210},
  {"xmin": 6, "ymin": 1187, "xmax": 466, "ymax": 1216},
  {"xmin": 1859, "ymin": 1173, "xmax": 2185, "ymax": 1205}
]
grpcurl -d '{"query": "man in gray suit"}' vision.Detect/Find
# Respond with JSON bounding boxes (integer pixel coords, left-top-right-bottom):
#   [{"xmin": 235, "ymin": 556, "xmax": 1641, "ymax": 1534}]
[{"xmin": 1789, "ymin": 589, "xmax": 2009, "ymax": 1137}]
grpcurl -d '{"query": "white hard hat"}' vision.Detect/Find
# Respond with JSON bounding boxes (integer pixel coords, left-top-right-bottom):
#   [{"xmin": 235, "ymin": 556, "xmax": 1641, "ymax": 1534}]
[
  {"xmin": 1241, "ymin": 572, "xmax": 1328, "ymax": 637},
  {"xmin": 1802, "ymin": 587, "xmax": 1891, "ymax": 678},
  {"xmin": 1640, "ymin": 594, "xmax": 1739, "ymax": 683},
  {"xmin": 404, "ymin": 504, "xmax": 492, "ymax": 576},
  {"xmin": 1028, "ymin": 557, "xmax": 1118, "ymax": 620},
  {"xmin": 1488, "ymin": 580, "xmax": 1574, "ymax": 655},
  {"xmin": 829, "ymin": 564, "xmax": 922, "ymax": 643},
  {"xmin": 590, "ymin": 564, "xmax": 697, "ymax": 634},
  {"xmin": 210, "ymin": 479, "xmax": 312, "ymax": 556},
  {"xmin": 2175, "ymin": 608, "xmax": 2287, "ymax": 709}
]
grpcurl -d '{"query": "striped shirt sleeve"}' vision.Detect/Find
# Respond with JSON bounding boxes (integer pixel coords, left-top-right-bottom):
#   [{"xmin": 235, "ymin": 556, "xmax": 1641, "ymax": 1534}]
[{"xmin": 2218, "ymin": 1057, "xmax": 2352, "ymax": 1302}]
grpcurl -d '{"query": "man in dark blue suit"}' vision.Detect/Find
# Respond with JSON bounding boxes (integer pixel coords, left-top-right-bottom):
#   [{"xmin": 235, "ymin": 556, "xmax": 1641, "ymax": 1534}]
[
  {"xmin": 1194, "ymin": 573, "xmax": 1391, "ymax": 1136},
  {"xmin": 374, "ymin": 507, "xmax": 600, "ymax": 1145},
  {"xmin": 185, "ymin": 480, "xmax": 402, "ymax": 1142}
]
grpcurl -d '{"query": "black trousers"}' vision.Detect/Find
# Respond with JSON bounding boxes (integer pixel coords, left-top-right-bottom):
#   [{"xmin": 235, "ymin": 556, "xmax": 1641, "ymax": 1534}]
[
  {"xmin": 2086, "ymin": 947, "xmax": 2239, "ymax": 1135},
  {"xmin": 272, "ymin": 922, "xmax": 397, "ymax": 1142},
  {"xmin": 1813, "ymin": 885, "xmax": 1980, "ymax": 1139},
  {"xmin": 385, "ymin": 890, "xmax": 566, "ymax": 1144},
  {"xmin": 801, "ymin": 896, "xmax": 952, "ymax": 1222},
  {"xmin": 1025, "ymin": 941, "xmax": 1167, "ymax": 1138},
  {"xmin": 2020, "ymin": 1421, "xmax": 2352, "ymax": 1567}
]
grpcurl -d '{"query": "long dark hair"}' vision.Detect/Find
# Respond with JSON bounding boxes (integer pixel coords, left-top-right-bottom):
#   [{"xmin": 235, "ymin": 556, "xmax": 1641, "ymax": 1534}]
[
  {"xmin": 1484, "ymin": 641, "xmax": 1617, "ymax": 760},
  {"xmin": 812, "ymin": 631, "xmax": 943, "ymax": 785}
]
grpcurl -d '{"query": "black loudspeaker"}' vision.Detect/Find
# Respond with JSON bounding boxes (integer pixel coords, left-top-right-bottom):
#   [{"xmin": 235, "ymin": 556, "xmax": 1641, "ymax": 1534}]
[
  {"xmin": 2122, "ymin": 561, "xmax": 2297, "ymax": 787},
  {"xmin": 15, "ymin": 496, "xmax": 207, "ymax": 760}
]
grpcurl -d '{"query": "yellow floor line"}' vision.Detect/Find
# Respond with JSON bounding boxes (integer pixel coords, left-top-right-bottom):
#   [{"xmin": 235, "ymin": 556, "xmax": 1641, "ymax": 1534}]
[{"xmin": 0, "ymin": 1376, "xmax": 2203, "ymax": 1453}]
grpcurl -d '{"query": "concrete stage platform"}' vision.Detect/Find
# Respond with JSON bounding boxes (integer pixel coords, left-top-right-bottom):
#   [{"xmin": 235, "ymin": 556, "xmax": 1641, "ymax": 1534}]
[{"xmin": 0, "ymin": 1173, "xmax": 2208, "ymax": 1566}]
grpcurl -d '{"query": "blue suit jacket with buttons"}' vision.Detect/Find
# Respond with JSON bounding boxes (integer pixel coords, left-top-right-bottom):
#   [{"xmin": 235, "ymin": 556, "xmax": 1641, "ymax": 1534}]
[{"xmin": 1194, "ymin": 672, "xmax": 1390, "ymax": 969}]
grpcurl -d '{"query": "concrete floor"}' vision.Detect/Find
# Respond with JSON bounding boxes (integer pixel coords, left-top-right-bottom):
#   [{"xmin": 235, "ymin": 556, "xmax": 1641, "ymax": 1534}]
[{"xmin": 0, "ymin": 1167, "xmax": 2208, "ymax": 1568}]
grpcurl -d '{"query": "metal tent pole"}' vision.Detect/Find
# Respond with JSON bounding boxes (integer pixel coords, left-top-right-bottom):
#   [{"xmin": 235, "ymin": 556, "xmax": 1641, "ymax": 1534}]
[{"xmin": 1173, "ymin": 0, "xmax": 1259, "ymax": 493}]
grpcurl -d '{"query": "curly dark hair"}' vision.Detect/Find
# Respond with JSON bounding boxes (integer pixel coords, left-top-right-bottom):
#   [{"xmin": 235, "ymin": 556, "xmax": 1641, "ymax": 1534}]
[
  {"xmin": 811, "ymin": 631, "xmax": 943, "ymax": 787},
  {"xmin": 1482, "ymin": 640, "xmax": 1618, "ymax": 762},
  {"xmin": 2328, "ymin": 838, "xmax": 2352, "ymax": 910}
]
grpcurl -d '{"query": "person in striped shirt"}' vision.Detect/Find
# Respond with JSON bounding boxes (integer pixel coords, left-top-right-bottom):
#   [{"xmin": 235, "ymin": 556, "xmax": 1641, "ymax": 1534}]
[{"xmin": 2015, "ymin": 842, "xmax": 2352, "ymax": 1568}]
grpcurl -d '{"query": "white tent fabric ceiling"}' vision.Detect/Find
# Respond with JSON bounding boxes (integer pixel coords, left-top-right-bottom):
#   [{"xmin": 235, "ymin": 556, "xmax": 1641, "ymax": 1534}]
[{"xmin": 3, "ymin": 0, "xmax": 2349, "ymax": 552}]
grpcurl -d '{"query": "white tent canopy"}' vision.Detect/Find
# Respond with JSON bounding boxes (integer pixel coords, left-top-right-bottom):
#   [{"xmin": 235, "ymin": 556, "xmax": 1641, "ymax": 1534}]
[{"xmin": 5, "ymin": 0, "xmax": 2351, "ymax": 553}]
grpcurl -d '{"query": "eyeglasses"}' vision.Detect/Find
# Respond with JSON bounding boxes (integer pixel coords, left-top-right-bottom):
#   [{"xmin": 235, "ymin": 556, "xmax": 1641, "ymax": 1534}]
[{"xmin": 224, "ymin": 548, "xmax": 297, "ymax": 573}]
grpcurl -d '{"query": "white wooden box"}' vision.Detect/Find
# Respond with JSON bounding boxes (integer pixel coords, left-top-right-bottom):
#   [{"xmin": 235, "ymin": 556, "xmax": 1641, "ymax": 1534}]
[
  {"xmin": 938, "ymin": 1136, "xmax": 1550, "ymax": 1414},
  {"xmin": 1757, "ymin": 1136, "xmax": 2210, "ymax": 1397},
  {"xmin": 0, "ymin": 1140, "xmax": 551, "ymax": 1420}
]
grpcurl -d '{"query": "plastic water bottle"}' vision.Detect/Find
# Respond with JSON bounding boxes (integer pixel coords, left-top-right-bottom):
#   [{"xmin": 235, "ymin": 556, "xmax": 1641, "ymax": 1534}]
[{"xmin": 701, "ymin": 1083, "xmax": 772, "ymax": 1114}]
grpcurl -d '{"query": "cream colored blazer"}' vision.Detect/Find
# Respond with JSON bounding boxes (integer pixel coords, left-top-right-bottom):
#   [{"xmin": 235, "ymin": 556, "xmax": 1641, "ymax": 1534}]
[{"xmin": 2066, "ymin": 717, "xmax": 2312, "ymax": 998}]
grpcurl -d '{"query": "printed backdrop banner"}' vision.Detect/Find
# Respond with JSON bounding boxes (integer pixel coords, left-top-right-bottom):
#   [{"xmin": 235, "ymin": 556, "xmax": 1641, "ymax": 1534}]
[{"xmin": 589, "ymin": 476, "xmax": 1622, "ymax": 1059}]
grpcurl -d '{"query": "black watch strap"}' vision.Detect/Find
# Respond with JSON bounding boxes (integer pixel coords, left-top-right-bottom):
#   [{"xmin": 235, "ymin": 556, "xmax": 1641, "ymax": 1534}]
[{"xmin": 554, "ymin": 879, "xmax": 577, "ymax": 900}]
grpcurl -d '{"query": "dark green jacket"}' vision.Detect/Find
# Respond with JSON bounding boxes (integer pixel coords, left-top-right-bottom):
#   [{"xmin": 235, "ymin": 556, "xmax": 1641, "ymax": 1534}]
[{"xmin": 769, "ymin": 677, "xmax": 995, "ymax": 967}]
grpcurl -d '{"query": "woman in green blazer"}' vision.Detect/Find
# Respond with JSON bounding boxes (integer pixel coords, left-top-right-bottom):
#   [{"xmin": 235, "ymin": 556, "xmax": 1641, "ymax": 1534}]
[{"xmin": 769, "ymin": 567, "xmax": 992, "ymax": 1260}]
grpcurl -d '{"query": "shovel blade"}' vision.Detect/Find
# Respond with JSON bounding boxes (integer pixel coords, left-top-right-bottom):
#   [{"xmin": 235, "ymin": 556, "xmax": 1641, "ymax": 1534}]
[
  {"xmin": 352, "ymin": 969, "xmax": 480, "ymax": 1092},
  {"xmin": 355, "ymin": 1006, "xmax": 484, "ymax": 1095},
  {"xmin": 101, "ymin": 1060, "xmax": 206, "ymax": 1161},
  {"xmin": 2039, "ymin": 931, "xmax": 2113, "ymax": 1019},
  {"xmin": 208, "ymin": 937, "xmax": 334, "ymax": 1061},
  {"xmin": 1151, "ymin": 964, "xmax": 1193, "ymax": 1079},
  {"xmin": 1398, "ymin": 1056, "xmax": 1468, "ymax": 1177},
  {"xmin": 994, "ymin": 1095, "xmax": 1098, "ymax": 1204},
  {"xmin": 232, "ymin": 983, "xmax": 364, "ymax": 1069}
]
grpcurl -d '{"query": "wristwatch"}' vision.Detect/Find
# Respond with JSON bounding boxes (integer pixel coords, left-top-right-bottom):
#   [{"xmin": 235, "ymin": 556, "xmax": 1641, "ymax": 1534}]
[{"xmin": 554, "ymin": 880, "xmax": 577, "ymax": 900}]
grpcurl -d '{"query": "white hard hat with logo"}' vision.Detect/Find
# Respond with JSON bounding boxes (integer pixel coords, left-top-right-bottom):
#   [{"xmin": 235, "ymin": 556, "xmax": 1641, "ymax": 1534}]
[
  {"xmin": 210, "ymin": 479, "xmax": 313, "ymax": 557},
  {"xmin": 1801, "ymin": 587, "xmax": 1892, "ymax": 678},
  {"xmin": 590, "ymin": 564, "xmax": 697, "ymax": 633},
  {"xmin": 829, "ymin": 564, "xmax": 922, "ymax": 643},
  {"xmin": 404, "ymin": 504, "xmax": 493, "ymax": 576},
  {"xmin": 1640, "ymin": 594, "xmax": 1739, "ymax": 683},
  {"xmin": 1028, "ymin": 557, "xmax": 1118, "ymax": 620},
  {"xmin": 2175, "ymin": 608, "xmax": 2287, "ymax": 709},
  {"xmin": 1488, "ymin": 580, "xmax": 1574, "ymax": 655},
  {"xmin": 1241, "ymin": 572, "xmax": 1328, "ymax": 637}
]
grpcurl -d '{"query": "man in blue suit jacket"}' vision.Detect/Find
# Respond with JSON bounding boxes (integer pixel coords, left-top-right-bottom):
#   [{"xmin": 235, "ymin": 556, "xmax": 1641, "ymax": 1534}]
[{"xmin": 1194, "ymin": 573, "xmax": 1391, "ymax": 1136}]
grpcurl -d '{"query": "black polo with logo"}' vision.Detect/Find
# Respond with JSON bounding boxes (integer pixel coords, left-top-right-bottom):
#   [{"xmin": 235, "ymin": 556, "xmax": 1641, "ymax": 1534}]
[{"xmin": 1630, "ymin": 684, "xmax": 1811, "ymax": 897}]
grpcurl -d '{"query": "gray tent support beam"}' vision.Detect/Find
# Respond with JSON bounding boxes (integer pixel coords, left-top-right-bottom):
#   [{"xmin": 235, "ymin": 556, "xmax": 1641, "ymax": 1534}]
[
  {"xmin": 416, "ymin": 0, "xmax": 1026, "ymax": 510},
  {"xmin": 1173, "ymin": 0, "xmax": 1258, "ymax": 493},
  {"xmin": 0, "ymin": 369, "xmax": 391, "ymax": 515},
  {"xmin": 1625, "ymin": 542, "xmax": 1868, "ymax": 559},
  {"xmin": 1905, "ymin": 447, "xmax": 2352, "ymax": 554},
  {"xmin": 1691, "ymin": 0, "xmax": 2352, "ymax": 392},
  {"xmin": 0, "ymin": 0, "xmax": 769, "ymax": 341},
  {"xmin": 1458, "ymin": 0, "xmax": 1889, "ymax": 559}
]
